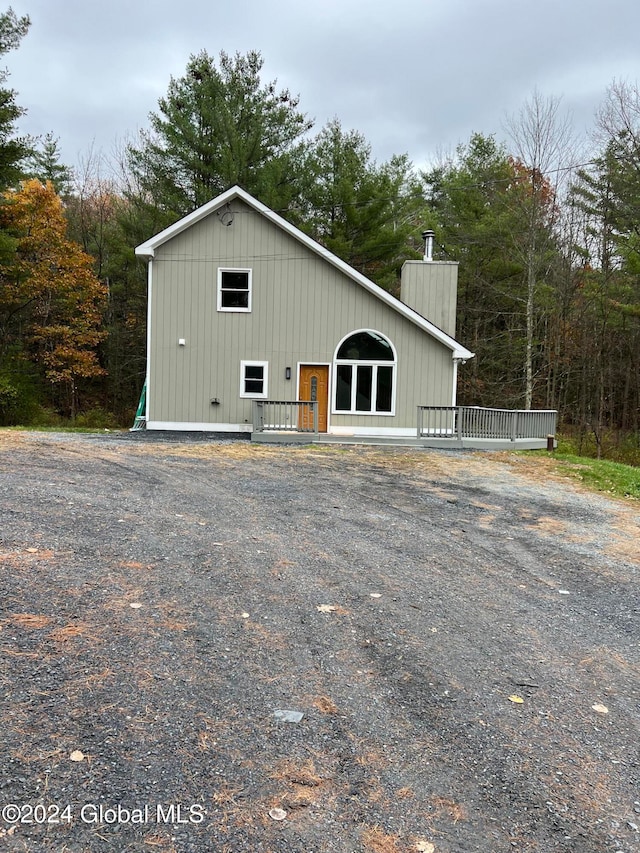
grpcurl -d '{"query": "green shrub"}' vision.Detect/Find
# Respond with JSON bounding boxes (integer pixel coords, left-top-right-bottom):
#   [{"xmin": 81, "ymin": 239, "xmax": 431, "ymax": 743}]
[
  {"xmin": 557, "ymin": 429, "xmax": 640, "ymax": 468},
  {"xmin": 0, "ymin": 372, "xmax": 47, "ymax": 426},
  {"xmin": 73, "ymin": 407, "xmax": 120, "ymax": 429}
]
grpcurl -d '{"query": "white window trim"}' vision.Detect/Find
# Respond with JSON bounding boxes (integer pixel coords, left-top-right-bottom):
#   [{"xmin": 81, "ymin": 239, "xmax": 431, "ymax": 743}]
[
  {"xmin": 240, "ymin": 360, "xmax": 268, "ymax": 399},
  {"xmin": 334, "ymin": 362, "xmax": 396, "ymax": 415},
  {"xmin": 217, "ymin": 267, "xmax": 252, "ymax": 313},
  {"xmin": 332, "ymin": 329, "xmax": 397, "ymax": 416}
]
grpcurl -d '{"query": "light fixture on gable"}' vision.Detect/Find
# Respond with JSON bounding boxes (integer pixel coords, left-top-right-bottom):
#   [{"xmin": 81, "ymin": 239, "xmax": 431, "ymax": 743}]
[{"xmin": 218, "ymin": 203, "xmax": 234, "ymax": 227}]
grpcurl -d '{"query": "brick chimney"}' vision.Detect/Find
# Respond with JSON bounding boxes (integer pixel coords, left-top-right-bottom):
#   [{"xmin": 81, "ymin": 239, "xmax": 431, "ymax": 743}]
[{"xmin": 400, "ymin": 230, "xmax": 458, "ymax": 337}]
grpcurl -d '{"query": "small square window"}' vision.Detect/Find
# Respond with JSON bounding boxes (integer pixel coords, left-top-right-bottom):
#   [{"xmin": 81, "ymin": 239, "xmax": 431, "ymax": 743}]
[
  {"xmin": 218, "ymin": 268, "xmax": 252, "ymax": 312},
  {"xmin": 240, "ymin": 361, "xmax": 268, "ymax": 398}
]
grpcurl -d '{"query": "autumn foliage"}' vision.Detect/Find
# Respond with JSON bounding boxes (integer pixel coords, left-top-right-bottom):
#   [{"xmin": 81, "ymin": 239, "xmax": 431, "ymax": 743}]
[{"xmin": 0, "ymin": 180, "xmax": 107, "ymax": 414}]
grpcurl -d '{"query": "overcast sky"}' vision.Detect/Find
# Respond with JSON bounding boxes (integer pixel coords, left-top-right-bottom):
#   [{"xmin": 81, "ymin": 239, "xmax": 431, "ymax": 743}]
[{"xmin": 6, "ymin": 0, "xmax": 640, "ymax": 176}]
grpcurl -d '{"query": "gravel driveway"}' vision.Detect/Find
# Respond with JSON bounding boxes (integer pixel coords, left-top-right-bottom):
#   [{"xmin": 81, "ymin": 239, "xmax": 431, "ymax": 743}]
[{"xmin": 0, "ymin": 431, "xmax": 638, "ymax": 853}]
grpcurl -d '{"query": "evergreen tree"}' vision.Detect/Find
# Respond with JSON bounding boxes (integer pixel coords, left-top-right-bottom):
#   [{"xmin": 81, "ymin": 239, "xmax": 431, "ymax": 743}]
[
  {"xmin": 424, "ymin": 134, "xmax": 524, "ymax": 404},
  {"xmin": 595, "ymin": 80, "xmax": 640, "ymax": 272},
  {"xmin": 0, "ymin": 7, "xmax": 29, "ymax": 187},
  {"xmin": 568, "ymin": 137, "xmax": 640, "ymax": 443},
  {"xmin": 298, "ymin": 119, "xmax": 421, "ymax": 289},
  {"xmin": 424, "ymin": 131, "xmax": 563, "ymax": 408},
  {"xmin": 127, "ymin": 50, "xmax": 313, "ymax": 220},
  {"xmin": 0, "ymin": 7, "xmax": 30, "ymax": 264},
  {"xmin": 24, "ymin": 132, "xmax": 73, "ymax": 196}
]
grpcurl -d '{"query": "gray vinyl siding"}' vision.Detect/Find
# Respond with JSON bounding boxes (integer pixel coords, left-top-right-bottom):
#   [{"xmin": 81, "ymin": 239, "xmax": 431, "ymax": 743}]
[
  {"xmin": 400, "ymin": 260, "xmax": 458, "ymax": 338},
  {"xmin": 148, "ymin": 200, "xmax": 455, "ymax": 428}
]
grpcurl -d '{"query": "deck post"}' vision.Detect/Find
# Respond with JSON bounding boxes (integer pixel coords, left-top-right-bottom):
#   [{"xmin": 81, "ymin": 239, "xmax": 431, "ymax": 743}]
[
  {"xmin": 456, "ymin": 407, "xmax": 463, "ymax": 444},
  {"xmin": 511, "ymin": 410, "xmax": 519, "ymax": 443},
  {"xmin": 253, "ymin": 401, "xmax": 264, "ymax": 432}
]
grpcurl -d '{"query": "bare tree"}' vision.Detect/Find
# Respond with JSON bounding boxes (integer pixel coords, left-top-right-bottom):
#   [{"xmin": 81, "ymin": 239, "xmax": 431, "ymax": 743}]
[
  {"xmin": 596, "ymin": 79, "xmax": 640, "ymax": 151},
  {"xmin": 504, "ymin": 91, "xmax": 577, "ymax": 408}
]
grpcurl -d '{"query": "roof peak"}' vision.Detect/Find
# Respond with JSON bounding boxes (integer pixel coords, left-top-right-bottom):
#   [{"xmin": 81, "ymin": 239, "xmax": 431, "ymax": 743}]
[{"xmin": 135, "ymin": 186, "xmax": 474, "ymax": 361}]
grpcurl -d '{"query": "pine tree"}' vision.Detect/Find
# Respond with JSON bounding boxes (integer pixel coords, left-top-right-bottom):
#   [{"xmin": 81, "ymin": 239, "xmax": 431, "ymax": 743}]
[
  {"xmin": 0, "ymin": 8, "xmax": 30, "ymax": 265},
  {"xmin": 423, "ymin": 134, "xmax": 524, "ymax": 405},
  {"xmin": 127, "ymin": 50, "xmax": 313, "ymax": 219},
  {"xmin": 24, "ymin": 132, "xmax": 73, "ymax": 196},
  {"xmin": 298, "ymin": 119, "xmax": 420, "ymax": 289}
]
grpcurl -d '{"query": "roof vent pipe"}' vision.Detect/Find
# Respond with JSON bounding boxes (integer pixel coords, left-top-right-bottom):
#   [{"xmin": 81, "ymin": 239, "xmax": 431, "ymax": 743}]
[{"xmin": 422, "ymin": 229, "xmax": 435, "ymax": 262}]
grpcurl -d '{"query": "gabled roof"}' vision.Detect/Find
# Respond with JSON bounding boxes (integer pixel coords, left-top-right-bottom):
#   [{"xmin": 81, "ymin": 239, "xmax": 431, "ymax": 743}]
[{"xmin": 135, "ymin": 185, "xmax": 474, "ymax": 360}]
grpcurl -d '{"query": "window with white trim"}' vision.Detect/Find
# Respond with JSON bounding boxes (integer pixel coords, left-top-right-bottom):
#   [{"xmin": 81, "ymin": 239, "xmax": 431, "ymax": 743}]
[
  {"xmin": 218, "ymin": 268, "xmax": 252, "ymax": 312},
  {"xmin": 334, "ymin": 331, "xmax": 396, "ymax": 414},
  {"xmin": 240, "ymin": 360, "xmax": 268, "ymax": 398}
]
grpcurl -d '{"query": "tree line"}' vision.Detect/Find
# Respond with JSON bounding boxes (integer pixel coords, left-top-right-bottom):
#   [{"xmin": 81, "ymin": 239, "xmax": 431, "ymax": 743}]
[{"xmin": 0, "ymin": 10, "xmax": 638, "ymax": 460}]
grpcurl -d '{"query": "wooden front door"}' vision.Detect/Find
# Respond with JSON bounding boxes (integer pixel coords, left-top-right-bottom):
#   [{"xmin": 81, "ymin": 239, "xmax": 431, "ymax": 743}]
[{"xmin": 298, "ymin": 365, "xmax": 329, "ymax": 432}]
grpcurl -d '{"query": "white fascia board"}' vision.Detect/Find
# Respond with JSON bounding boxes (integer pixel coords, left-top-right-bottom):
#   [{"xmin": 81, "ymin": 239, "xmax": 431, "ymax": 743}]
[{"xmin": 134, "ymin": 185, "xmax": 475, "ymax": 360}]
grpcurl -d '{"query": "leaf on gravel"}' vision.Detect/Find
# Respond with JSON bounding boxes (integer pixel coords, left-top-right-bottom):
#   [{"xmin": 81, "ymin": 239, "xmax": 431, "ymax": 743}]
[
  {"xmin": 129, "ymin": 602, "xmax": 143, "ymax": 609},
  {"xmin": 313, "ymin": 695, "xmax": 339, "ymax": 714},
  {"xmin": 70, "ymin": 750, "xmax": 85, "ymax": 762},
  {"xmin": 508, "ymin": 695, "xmax": 524, "ymax": 704},
  {"xmin": 25, "ymin": 547, "xmax": 38, "ymax": 553},
  {"xmin": 370, "ymin": 593, "xmax": 382, "ymax": 598},
  {"xmin": 268, "ymin": 807, "xmax": 287, "ymax": 821},
  {"xmin": 592, "ymin": 703, "xmax": 609, "ymax": 714},
  {"xmin": 415, "ymin": 841, "xmax": 435, "ymax": 853},
  {"xmin": 317, "ymin": 604, "xmax": 337, "ymax": 613},
  {"xmin": 273, "ymin": 709, "xmax": 304, "ymax": 723}
]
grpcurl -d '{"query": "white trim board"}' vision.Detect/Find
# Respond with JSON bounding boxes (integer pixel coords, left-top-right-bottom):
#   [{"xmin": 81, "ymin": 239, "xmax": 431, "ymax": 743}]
[
  {"xmin": 328, "ymin": 426, "xmax": 416, "ymax": 438},
  {"xmin": 147, "ymin": 422, "xmax": 253, "ymax": 432},
  {"xmin": 145, "ymin": 259, "xmax": 153, "ymax": 421},
  {"xmin": 146, "ymin": 422, "xmax": 416, "ymax": 438}
]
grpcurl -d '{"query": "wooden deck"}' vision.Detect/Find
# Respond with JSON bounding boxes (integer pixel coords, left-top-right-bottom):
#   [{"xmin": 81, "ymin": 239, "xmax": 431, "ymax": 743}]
[
  {"xmin": 251, "ymin": 432, "xmax": 555, "ymax": 450},
  {"xmin": 252, "ymin": 403, "xmax": 558, "ymax": 450}
]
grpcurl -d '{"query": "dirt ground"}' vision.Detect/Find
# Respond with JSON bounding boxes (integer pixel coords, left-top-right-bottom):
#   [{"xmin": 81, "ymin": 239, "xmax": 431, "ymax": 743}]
[{"xmin": 0, "ymin": 430, "xmax": 638, "ymax": 853}]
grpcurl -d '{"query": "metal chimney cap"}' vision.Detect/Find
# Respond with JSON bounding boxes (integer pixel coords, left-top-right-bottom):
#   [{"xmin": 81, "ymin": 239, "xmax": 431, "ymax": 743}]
[{"xmin": 422, "ymin": 229, "xmax": 435, "ymax": 262}]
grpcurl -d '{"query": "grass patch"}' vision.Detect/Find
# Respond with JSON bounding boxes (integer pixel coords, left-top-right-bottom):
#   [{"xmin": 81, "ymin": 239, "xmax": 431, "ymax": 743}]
[
  {"xmin": 532, "ymin": 448, "xmax": 640, "ymax": 501},
  {"xmin": 3, "ymin": 425, "xmax": 124, "ymax": 434},
  {"xmin": 556, "ymin": 429, "xmax": 640, "ymax": 468}
]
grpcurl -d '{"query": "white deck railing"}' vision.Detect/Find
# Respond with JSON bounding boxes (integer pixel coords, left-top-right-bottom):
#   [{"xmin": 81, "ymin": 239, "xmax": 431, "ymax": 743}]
[
  {"xmin": 417, "ymin": 406, "xmax": 557, "ymax": 442},
  {"xmin": 253, "ymin": 400, "xmax": 318, "ymax": 434}
]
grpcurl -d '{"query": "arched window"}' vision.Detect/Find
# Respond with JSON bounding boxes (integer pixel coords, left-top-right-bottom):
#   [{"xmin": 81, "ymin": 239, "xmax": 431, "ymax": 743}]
[{"xmin": 334, "ymin": 330, "xmax": 396, "ymax": 414}]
